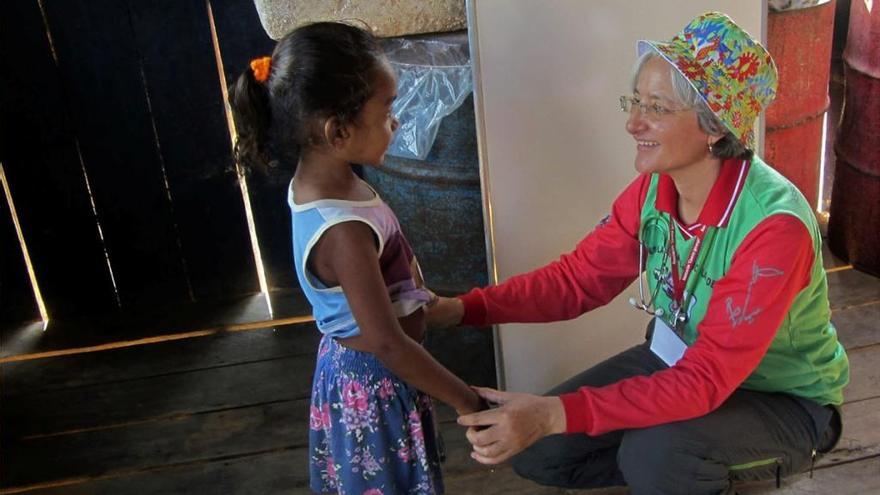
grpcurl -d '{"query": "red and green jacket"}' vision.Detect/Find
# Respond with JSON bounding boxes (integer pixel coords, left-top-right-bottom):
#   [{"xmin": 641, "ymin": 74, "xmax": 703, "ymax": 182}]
[{"xmin": 459, "ymin": 156, "xmax": 849, "ymax": 436}]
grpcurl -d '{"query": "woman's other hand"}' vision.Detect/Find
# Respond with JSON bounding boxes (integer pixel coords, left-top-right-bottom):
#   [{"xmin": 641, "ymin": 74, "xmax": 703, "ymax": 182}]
[
  {"xmin": 457, "ymin": 387, "xmax": 566, "ymax": 465},
  {"xmin": 425, "ymin": 296, "xmax": 464, "ymax": 329}
]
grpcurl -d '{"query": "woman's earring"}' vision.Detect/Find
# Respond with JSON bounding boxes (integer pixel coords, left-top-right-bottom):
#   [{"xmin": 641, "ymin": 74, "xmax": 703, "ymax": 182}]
[{"xmin": 708, "ymin": 142, "xmax": 714, "ymax": 155}]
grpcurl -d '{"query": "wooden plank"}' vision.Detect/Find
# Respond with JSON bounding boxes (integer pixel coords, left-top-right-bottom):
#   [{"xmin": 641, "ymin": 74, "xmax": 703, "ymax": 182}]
[
  {"xmin": 0, "ymin": 185, "xmax": 38, "ymax": 324},
  {"xmin": 821, "ymin": 398, "xmax": 880, "ymax": 467},
  {"xmin": 244, "ymin": 174, "xmax": 299, "ymax": 291},
  {"xmin": 1, "ymin": 323, "xmax": 320, "ymax": 396},
  {"xmin": 4, "ymin": 392, "xmax": 876, "ymax": 494},
  {"xmin": 268, "ymin": 287, "xmax": 315, "ymax": 320},
  {"xmin": 127, "ymin": 0, "xmax": 259, "ymax": 301},
  {"xmin": 5, "ymin": 425, "xmax": 482, "ymax": 494},
  {"xmin": 209, "ymin": 0, "xmax": 276, "ymax": 78},
  {"xmin": 210, "ymin": 0, "xmax": 297, "ymax": 292},
  {"xmin": 827, "ymin": 266, "xmax": 880, "ymax": 311},
  {"xmin": 833, "ymin": 301, "xmax": 880, "ymax": 350},
  {"xmin": 41, "ymin": 0, "xmax": 190, "ymax": 309},
  {"xmin": 822, "ymin": 243, "xmax": 850, "ymax": 270},
  {"xmin": 2, "ymin": 406, "xmax": 471, "ymax": 492},
  {"xmin": 445, "ymin": 467, "xmax": 628, "ymax": 495},
  {"xmin": 0, "ymin": 290, "xmax": 313, "ymax": 359},
  {"xmin": 841, "ymin": 345, "xmax": 880, "ymax": 404},
  {"xmin": 3, "ymin": 447, "xmax": 310, "ymax": 495},
  {"xmin": 7, "ymin": 415, "xmax": 876, "ymax": 495},
  {"xmin": 0, "ymin": 0, "xmax": 117, "ymax": 318},
  {"xmin": 1, "ymin": 353, "xmax": 315, "ymax": 439},
  {"xmin": 738, "ymin": 456, "xmax": 880, "ymax": 494},
  {"xmin": 439, "ymin": 419, "xmax": 479, "ymax": 477},
  {"xmin": 1, "ymin": 399, "xmax": 309, "ymax": 488}
]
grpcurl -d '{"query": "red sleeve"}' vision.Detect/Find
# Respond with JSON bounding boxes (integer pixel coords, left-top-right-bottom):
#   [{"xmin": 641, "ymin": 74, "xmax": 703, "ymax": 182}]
[
  {"xmin": 459, "ymin": 175, "xmax": 649, "ymax": 325},
  {"xmin": 559, "ymin": 214, "xmax": 815, "ymax": 435}
]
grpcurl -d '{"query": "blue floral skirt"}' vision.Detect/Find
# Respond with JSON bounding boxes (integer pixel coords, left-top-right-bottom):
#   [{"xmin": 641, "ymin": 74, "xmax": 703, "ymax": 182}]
[{"xmin": 309, "ymin": 334, "xmax": 445, "ymax": 494}]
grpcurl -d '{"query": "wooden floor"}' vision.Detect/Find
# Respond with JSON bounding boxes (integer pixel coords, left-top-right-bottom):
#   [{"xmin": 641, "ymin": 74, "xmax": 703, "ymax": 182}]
[{"xmin": 1, "ymin": 244, "xmax": 878, "ymax": 495}]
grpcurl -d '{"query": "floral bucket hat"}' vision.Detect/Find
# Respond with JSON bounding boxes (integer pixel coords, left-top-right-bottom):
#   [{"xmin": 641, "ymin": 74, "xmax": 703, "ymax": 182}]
[{"xmin": 637, "ymin": 11, "xmax": 778, "ymax": 149}]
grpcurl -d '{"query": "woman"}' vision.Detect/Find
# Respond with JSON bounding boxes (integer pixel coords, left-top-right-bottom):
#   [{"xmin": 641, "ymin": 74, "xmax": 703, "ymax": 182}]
[{"xmin": 429, "ymin": 12, "xmax": 848, "ymax": 493}]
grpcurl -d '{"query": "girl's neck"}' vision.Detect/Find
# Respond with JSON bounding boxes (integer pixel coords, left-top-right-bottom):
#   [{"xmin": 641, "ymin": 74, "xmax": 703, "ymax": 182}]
[
  {"xmin": 293, "ymin": 150, "xmax": 362, "ymax": 202},
  {"xmin": 669, "ymin": 156, "xmax": 722, "ymax": 225}
]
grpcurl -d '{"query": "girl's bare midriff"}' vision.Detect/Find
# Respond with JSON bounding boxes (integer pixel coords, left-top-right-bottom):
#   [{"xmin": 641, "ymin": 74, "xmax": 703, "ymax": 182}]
[{"xmin": 338, "ymin": 307, "xmax": 426, "ymax": 352}]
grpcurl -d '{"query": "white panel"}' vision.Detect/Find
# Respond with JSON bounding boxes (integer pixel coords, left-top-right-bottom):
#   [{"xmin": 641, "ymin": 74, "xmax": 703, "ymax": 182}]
[{"xmin": 468, "ymin": 1, "xmax": 766, "ymax": 393}]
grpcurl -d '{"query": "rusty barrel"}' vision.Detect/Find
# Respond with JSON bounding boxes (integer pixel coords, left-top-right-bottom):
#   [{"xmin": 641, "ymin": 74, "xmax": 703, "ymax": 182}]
[
  {"xmin": 828, "ymin": 0, "xmax": 880, "ymax": 276},
  {"xmin": 764, "ymin": 0, "xmax": 836, "ymax": 209}
]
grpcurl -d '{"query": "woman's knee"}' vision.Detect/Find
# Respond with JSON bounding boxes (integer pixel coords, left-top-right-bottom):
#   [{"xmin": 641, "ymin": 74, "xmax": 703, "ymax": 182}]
[
  {"xmin": 618, "ymin": 425, "xmax": 728, "ymax": 494},
  {"xmin": 509, "ymin": 433, "xmax": 611, "ymax": 488},
  {"xmin": 508, "ymin": 437, "xmax": 559, "ymax": 482}
]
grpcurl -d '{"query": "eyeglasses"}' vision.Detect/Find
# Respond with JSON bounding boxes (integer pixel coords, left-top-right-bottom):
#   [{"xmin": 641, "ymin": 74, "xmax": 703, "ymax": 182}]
[{"xmin": 619, "ymin": 95, "xmax": 690, "ymax": 120}]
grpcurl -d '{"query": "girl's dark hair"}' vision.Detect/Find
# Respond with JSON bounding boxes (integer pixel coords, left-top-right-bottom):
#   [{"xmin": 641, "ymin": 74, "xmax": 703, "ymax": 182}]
[{"xmin": 228, "ymin": 22, "xmax": 384, "ymax": 174}]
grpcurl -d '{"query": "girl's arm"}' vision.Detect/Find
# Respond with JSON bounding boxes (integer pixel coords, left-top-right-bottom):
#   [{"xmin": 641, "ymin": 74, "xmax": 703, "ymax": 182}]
[{"xmin": 312, "ymin": 220, "xmax": 484, "ymax": 415}]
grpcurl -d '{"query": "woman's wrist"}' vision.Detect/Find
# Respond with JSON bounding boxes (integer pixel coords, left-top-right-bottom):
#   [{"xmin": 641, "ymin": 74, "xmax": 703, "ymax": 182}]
[
  {"xmin": 425, "ymin": 296, "xmax": 465, "ymax": 329},
  {"xmin": 424, "ymin": 288, "xmax": 439, "ymax": 308},
  {"xmin": 449, "ymin": 297, "xmax": 464, "ymax": 325},
  {"xmin": 543, "ymin": 396, "xmax": 567, "ymax": 436}
]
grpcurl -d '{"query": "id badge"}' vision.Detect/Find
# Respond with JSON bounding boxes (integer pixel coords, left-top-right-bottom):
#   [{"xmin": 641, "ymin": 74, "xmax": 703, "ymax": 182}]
[{"xmin": 649, "ymin": 317, "xmax": 688, "ymax": 367}]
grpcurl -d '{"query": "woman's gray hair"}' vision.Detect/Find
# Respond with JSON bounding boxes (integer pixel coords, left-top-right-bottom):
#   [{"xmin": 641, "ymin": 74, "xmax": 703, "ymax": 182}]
[{"xmin": 631, "ymin": 50, "xmax": 751, "ymax": 160}]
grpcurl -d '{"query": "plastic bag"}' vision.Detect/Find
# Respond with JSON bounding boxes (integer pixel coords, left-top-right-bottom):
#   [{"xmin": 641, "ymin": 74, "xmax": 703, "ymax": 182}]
[{"xmin": 382, "ymin": 34, "xmax": 472, "ymax": 160}]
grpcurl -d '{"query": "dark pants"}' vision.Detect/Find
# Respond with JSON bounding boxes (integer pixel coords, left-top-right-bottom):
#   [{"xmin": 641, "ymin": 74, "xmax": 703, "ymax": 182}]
[{"xmin": 509, "ymin": 328, "xmax": 836, "ymax": 495}]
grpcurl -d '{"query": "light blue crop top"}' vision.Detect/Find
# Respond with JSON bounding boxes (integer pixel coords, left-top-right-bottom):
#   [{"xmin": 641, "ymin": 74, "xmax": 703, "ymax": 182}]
[{"xmin": 288, "ymin": 180, "xmax": 432, "ymax": 338}]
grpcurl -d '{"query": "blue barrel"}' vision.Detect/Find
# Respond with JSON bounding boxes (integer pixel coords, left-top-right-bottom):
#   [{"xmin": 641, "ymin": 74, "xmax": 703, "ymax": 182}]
[
  {"xmin": 365, "ymin": 93, "xmax": 495, "ymax": 387},
  {"xmin": 363, "ymin": 93, "xmax": 488, "ymax": 294}
]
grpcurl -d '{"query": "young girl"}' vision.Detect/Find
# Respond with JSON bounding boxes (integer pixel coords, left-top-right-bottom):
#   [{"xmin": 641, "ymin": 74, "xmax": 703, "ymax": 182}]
[{"xmin": 228, "ymin": 22, "xmax": 485, "ymax": 495}]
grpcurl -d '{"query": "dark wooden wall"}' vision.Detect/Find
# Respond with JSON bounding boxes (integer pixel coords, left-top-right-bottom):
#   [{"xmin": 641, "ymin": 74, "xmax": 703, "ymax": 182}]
[
  {"xmin": 0, "ymin": 0, "xmax": 296, "ymax": 332},
  {"xmin": 209, "ymin": 0, "xmax": 294, "ymax": 291},
  {"xmin": 0, "ymin": 187, "xmax": 37, "ymax": 324}
]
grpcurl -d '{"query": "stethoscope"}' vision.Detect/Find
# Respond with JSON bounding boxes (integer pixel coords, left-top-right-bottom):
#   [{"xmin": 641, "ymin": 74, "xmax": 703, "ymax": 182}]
[
  {"xmin": 628, "ymin": 217, "xmax": 670, "ymax": 318},
  {"xmin": 628, "ymin": 216, "xmax": 714, "ymax": 326}
]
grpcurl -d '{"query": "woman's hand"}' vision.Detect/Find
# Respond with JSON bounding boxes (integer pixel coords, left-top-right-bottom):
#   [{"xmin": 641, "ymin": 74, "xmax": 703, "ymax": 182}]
[
  {"xmin": 424, "ymin": 296, "xmax": 464, "ymax": 329},
  {"xmin": 457, "ymin": 387, "xmax": 567, "ymax": 465}
]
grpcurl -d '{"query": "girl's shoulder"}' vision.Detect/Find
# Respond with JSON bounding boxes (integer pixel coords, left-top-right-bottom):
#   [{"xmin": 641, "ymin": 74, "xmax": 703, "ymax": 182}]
[
  {"xmin": 288, "ymin": 178, "xmax": 382, "ymax": 210},
  {"xmin": 289, "ymin": 178, "xmax": 400, "ymax": 242}
]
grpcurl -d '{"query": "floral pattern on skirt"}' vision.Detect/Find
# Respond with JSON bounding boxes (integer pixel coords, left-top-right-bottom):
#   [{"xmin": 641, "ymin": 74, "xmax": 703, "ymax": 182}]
[{"xmin": 309, "ymin": 334, "xmax": 445, "ymax": 494}]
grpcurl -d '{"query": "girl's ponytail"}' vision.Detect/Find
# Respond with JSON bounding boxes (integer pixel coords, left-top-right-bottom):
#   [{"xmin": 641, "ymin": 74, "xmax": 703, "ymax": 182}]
[
  {"xmin": 228, "ymin": 23, "xmax": 385, "ymax": 175},
  {"xmin": 229, "ymin": 61, "xmax": 272, "ymax": 175}
]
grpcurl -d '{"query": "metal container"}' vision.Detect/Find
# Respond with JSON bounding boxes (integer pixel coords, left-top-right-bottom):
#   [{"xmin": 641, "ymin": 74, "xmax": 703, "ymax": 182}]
[
  {"xmin": 364, "ymin": 94, "xmax": 487, "ymax": 294},
  {"xmin": 364, "ymin": 93, "xmax": 496, "ymax": 388},
  {"xmin": 828, "ymin": 0, "xmax": 880, "ymax": 276},
  {"xmin": 764, "ymin": 0, "xmax": 836, "ymax": 209}
]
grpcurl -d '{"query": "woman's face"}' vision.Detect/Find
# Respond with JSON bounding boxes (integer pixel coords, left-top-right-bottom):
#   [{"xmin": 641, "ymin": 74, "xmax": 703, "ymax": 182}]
[{"xmin": 625, "ymin": 57, "xmax": 712, "ymax": 175}]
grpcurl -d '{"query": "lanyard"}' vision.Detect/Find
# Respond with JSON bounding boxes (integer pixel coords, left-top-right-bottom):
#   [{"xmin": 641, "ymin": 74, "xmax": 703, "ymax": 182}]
[{"xmin": 667, "ymin": 220, "xmax": 710, "ymax": 309}]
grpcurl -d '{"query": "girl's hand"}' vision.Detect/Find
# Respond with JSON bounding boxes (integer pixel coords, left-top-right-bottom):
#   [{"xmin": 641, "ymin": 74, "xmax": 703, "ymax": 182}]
[
  {"xmin": 457, "ymin": 387, "xmax": 566, "ymax": 465},
  {"xmin": 425, "ymin": 296, "xmax": 464, "ymax": 329},
  {"xmin": 456, "ymin": 388, "xmax": 491, "ymax": 416}
]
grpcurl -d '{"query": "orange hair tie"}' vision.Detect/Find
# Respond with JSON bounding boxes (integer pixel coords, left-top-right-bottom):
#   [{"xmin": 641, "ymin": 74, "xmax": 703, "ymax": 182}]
[{"xmin": 250, "ymin": 56, "xmax": 272, "ymax": 83}]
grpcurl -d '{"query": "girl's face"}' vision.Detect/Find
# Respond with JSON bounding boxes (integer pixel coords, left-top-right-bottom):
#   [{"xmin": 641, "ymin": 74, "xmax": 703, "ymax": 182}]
[
  {"xmin": 345, "ymin": 60, "xmax": 400, "ymax": 166},
  {"xmin": 625, "ymin": 57, "xmax": 712, "ymax": 175}
]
